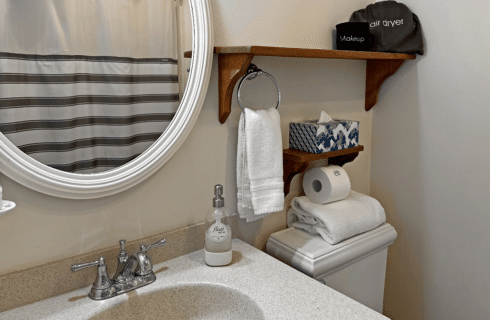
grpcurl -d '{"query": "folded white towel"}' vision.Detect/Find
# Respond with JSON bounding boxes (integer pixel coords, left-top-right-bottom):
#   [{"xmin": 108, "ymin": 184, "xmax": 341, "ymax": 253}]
[
  {"xmin": 287, "ymin": 191, "xmax": 386, "ymax": 244},
  {"xmin": 237, "ymin": 108, "xmax": 284, "ymax": 222}
]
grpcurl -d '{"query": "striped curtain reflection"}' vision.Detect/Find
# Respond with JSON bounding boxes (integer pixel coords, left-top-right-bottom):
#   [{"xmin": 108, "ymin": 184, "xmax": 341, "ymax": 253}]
[
  {"xmin": 0, "ymin": 53, "xmax": 179, "ymax": 173},
  {"xmin": 0, "ymin": 0, "xmax": 183, "ymax": 173}
]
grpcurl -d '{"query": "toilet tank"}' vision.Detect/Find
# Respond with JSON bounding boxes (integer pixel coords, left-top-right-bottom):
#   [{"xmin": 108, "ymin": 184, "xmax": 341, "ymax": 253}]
[{"xmin": 266, "ymin": 223, "xmax": 397, "ymax": 313}]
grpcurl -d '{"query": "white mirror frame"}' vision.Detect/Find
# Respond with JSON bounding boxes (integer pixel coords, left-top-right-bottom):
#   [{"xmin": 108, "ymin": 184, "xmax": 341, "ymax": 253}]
[{"xmin": 0, "ymin": 0, "xmax": 213, "ymax": 199}]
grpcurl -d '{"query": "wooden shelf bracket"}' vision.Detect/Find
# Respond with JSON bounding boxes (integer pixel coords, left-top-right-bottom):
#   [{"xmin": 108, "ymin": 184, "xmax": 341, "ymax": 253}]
[
  {"xmin": 365, "ymin": 59, "xmax": 405, "ymax": 111},
  {"xmin": 217, "ymin": 53, "xmax": 254, "ymax": 124}
]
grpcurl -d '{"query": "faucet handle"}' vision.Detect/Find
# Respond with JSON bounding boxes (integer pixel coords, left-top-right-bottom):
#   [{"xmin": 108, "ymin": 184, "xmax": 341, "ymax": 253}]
[
  {"xmin": 140, "ymin": 238, "xmax": 166, "ymax": 253},
  {"xmin": 71, "ymin": 257, "xmax": 113, "ymax": 292},
  {"xmin": 71, "ymin": 257, "xmax": 106, "ymax": 273},
  {"xmin": 135, "ymin": 239, "xmax": 166, "ymax": 277}
]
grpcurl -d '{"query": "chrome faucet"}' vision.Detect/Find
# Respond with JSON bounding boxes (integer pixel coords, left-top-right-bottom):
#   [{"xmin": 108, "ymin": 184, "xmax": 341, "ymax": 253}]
[{"xmin": 71, "ymin": 238, "xmax": 166, "ymax": 300}]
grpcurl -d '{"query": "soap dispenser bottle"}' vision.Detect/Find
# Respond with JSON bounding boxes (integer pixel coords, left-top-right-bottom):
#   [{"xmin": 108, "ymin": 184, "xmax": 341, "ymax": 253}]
[{"xmin": 204, "ymin": 184, "xmax": 232, "ymax": 266}]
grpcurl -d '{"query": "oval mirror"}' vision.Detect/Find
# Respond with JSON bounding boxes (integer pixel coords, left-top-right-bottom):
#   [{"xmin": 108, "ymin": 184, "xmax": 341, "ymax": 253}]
[{"xmin": 0, "ymin": 0, "xmax": 213, "ymax": 199}]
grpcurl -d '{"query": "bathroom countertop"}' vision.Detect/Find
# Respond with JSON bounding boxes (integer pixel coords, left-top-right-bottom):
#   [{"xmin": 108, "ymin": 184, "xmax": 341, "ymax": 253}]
[{"xmin": 0, "ymin": 239, "xmax": 388, "ymax": 320}]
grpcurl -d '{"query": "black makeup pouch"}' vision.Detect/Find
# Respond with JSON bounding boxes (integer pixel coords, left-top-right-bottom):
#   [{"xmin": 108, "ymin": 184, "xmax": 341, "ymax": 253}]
[
  {"xmin": 349, "ymin": 0, "xmax": 424, "ymax": 55},
  {"xmin": 336, "ymin": 22, "xmax": 370, "ymax": 51}
]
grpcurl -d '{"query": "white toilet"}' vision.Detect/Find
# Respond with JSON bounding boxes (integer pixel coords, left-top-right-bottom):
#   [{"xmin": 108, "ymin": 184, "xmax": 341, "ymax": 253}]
[{"xmin": 266, "ymin": 223, "xmax": 397, "ymax": 313}]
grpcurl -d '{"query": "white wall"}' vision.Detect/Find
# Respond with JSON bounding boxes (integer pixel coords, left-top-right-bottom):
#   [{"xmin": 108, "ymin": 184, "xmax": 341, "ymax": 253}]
[
  {"xmin": 0, "ymin": 0, "xmax": 374, "ymax": 275},
  {"xmin": 370, "ymin": 0, "xmax": 490, "ymax": 319}
]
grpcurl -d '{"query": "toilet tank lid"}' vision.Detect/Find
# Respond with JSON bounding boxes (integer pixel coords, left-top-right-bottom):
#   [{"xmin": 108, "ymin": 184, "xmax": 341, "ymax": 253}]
[{"xmin": 267, "ymin": 223, "xmax": 397, "ymax": 260}]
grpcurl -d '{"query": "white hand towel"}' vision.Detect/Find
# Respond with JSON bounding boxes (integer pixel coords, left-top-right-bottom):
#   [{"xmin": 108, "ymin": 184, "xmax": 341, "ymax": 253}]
[
  {"xmin": 287, "ymin": 191, "xmax": 385, "ymax": 244},
  {"xmin": 237, "ymin": 108, "xmax": 284, "ymax": 222}
]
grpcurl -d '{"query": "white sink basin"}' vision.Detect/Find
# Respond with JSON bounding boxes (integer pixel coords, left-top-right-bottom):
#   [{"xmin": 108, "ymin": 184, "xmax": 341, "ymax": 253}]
[{"xmin": 89, "ymin": 283, "xmax": 264, "ymax": 320}]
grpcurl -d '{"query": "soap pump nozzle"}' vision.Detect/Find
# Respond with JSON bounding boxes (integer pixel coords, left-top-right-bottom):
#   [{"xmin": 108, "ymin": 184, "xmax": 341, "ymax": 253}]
[{"xmin": 213, "ymin": 184, "xmax": 225, "ymax": 208}]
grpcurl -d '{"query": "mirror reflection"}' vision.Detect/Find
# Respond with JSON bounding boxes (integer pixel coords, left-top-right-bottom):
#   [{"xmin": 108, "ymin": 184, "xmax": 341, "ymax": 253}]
[{"xmin": 0, "ymin": 0, "xmax": 192, "ymax": 174}]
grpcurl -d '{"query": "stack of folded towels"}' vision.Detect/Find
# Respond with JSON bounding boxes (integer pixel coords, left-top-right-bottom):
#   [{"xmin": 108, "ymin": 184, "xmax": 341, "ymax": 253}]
[{"xmin": 287, "ymin": 166, "xmax": 386, "ymax": 245}]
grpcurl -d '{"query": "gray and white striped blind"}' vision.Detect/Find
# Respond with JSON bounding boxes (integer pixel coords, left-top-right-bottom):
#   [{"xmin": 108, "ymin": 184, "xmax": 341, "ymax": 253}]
[{"xmin": 0, "ymin": 52, "xmax": 180, "ymax": 173}]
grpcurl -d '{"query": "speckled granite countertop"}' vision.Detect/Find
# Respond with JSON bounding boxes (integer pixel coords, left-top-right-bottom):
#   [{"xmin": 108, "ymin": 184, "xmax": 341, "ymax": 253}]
[{"xmin": 0, "ymin": 239, "xmax": 388, "ymax": 320}]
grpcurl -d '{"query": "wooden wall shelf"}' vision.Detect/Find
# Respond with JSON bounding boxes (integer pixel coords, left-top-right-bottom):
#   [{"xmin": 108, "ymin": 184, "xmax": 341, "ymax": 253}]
[
  {"xmin": 184, "ymin": 46, "xmax": 406, "ymax": 197},
  {"xmin": 185, "ymin": 46, "xmax": 415, "ymax": 124},
  {"xmin": 283, "ymin": 145, "xmax": 364, "ymax": 196}
]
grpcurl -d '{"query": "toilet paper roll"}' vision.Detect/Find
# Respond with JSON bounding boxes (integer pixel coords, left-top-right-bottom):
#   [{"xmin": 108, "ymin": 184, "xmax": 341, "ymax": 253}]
[{"xmin": 303, "ymin": 166, "xmax": 351, "ymax": 204}]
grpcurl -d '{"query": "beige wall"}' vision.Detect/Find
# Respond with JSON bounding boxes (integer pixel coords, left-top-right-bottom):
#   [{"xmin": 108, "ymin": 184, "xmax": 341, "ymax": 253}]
[
  {"xmin": 371, "ymin": 0, "xmax": 490, "ymax": 319},
  {"xmin": 0, "ymin": 0, "xmax": 374, "ymax": 276}
]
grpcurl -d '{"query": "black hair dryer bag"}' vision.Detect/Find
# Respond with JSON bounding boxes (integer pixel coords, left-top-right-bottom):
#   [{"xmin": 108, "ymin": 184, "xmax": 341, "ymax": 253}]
[{"xmin": 349, "ymin": 0, "xmax": 424, "ymax": 55}]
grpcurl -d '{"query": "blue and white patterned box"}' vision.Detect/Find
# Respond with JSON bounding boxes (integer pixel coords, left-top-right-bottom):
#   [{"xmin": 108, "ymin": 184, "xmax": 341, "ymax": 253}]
[{"xmin": 289, "ymin": 119, "xmax": 359, "ymax": 153}]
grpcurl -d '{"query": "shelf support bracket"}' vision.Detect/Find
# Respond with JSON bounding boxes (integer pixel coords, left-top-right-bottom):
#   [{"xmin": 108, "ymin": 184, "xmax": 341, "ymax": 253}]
[
  {"xmin": 283, "ymin": 159, "xmax": 309, "ymax": 196},
  {"xmin": 365, "ymin": 59, "xmax": 405, "ymax": 111},
  {"xmin": 217, "ymin": 53, "xmax": 254, "ymax": 124}
]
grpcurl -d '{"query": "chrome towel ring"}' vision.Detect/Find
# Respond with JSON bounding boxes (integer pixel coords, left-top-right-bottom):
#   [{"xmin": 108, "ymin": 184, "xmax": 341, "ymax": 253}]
[{"xmin": 237, "ymin": 64, "xmax": 281, "ymax": 111}]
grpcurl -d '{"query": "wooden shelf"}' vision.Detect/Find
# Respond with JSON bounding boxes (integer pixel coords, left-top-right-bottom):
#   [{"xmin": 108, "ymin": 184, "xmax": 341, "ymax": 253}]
[
  {"xmin": 283, "ymin": 145, "xmax": 364, "ymax": 196},
  {"xmin": 213, "ymin": 46, "xmax": 415, "ymax": 60},
  {"xmin": 185, "ymin": 46, "xmax": 415, "ymax": 124}
]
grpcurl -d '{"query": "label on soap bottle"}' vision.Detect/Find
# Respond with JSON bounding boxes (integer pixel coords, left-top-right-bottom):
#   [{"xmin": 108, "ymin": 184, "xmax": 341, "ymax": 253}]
[{"xmin": 209, "ymin": 223, "xmax": 228, "ymax": 242}]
